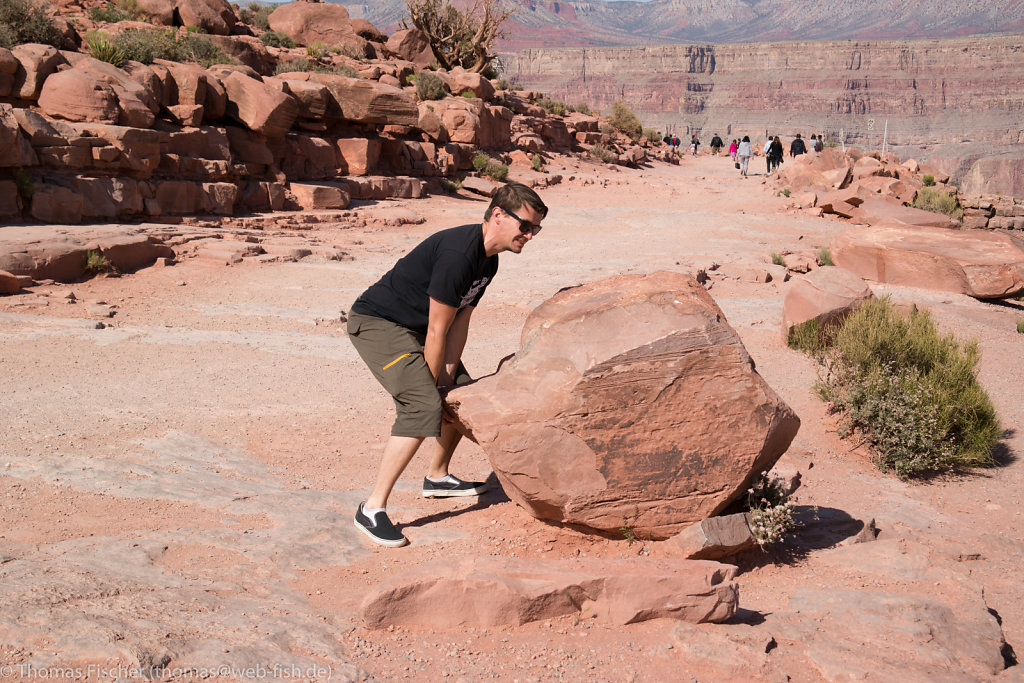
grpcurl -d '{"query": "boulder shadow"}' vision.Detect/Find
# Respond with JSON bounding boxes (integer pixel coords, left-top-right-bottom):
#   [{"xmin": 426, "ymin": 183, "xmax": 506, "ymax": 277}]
[
  {"xmin": 402, "ymin": 472, "xmax": 511, "ymax": 528},
  {"xmin": 732, "ymin": 504, "xmax": 872, "ymax": 571}
]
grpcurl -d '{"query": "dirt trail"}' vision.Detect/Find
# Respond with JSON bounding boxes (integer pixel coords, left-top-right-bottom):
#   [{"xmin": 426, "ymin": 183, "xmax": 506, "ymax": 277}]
[{"xmin": 2, "ymin": 155, "xmax": 1022, "ymax": 682}]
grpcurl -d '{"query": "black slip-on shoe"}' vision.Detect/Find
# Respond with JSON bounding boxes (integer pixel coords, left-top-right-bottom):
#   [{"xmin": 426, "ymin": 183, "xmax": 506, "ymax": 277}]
[
  {"xmin": 354, "ymin": 502, "xmax": 408, "ymax": 547},
  {"xmin": 421, "ymin": 475, "xmax": 488, "ymax": 498}
]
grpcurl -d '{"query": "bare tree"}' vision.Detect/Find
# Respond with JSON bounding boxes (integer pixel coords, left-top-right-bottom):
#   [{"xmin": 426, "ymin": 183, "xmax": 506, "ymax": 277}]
[{"xmin": 404, "ymin": 0, "xmax": 514, "ymax": 74}]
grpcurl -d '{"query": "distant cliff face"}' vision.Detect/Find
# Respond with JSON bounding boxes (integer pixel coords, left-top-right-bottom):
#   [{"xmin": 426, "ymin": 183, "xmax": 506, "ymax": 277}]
[{"xmin": 505, "ymin": 36, "xmax": 1024, "ymax": 193}]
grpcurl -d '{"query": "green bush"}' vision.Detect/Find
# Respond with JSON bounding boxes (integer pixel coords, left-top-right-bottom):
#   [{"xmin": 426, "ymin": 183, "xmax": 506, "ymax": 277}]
[
  {"xmin": 642, "ymin": 128, "xmax": 661, "ymax": 145},
  {"xmin": 588, "ymin": 143, "xmax": 617, "ymax": 164},
  {"xmin": 814, "ymin": 298, "xmax": 1000, "ymax": 478},
  {"xmin": 239, "ymin": 2, "xmax": 273, "ymax": 30},
  {"xmin": 273, "ymin": 57, "xmax": 355, "ymax": 77},
  {"xmin": 259, "ymin": 30, "xmax": 294, "ymax": 49},
  {"xmin": 912, "ymin": 187, "xmax": 962, "ymax": 221},
  {"xmin": 0, "ymin": 0, "xmax": 63, "ymax": 48},
  {"xmin": 113, "ymin": 28, "xmax": 235, "ymax": 67},
  {"xmin": 495, "ymin": 78, "xmax": 509, "ymax": 90},
  {"xmin": 571, "ymin": 102, "xmax": 591, "ymax": 115},
  {"xmin": 818, "ymin": 247, "xmax": 834, "ymax": 266},
  {"xmin": 14, "ymin": 170, "xmax": 33, "ymax": 200},
  {"xmin": 770, "ymin": 251, "xmax": 785, "ymax": 266},
  {"xmin": 84, "ymin": 249, "xmax": 110, "ymax": 274},
  {"xmin": 746, "ymin": 471, "xmax": 796, "ymax": 546},
  {"xmin": 460, "ymin": 90, "xmax": 476, "ymax": 98},
  {"xmin": 537, "ymin": 97, "xmax": 565, "ymax": 116},
  {"xmin": 471, "ymin": 152, "xmax": 508, "ymax": 181},
  {"xmin": 85, "ymin": 30, "xmax": 126, "ymax": 67},
  {"xmin": 441, "ymin": 178, "xmax": 462, "ymax": 194},
  {"xmin": 1017, "ymin": 319, "xmax": 1024, "ymax": 334},
  {"xmin": 531, "ymin": 153, "xmax": 543, "ymax": 172},
  {"xmin": 415, "ymin": 71, "xmax": 447, "ymax": 101},
  {"xmin": 305, "ymin": 40, "xmax": 327, "ymax": 60},
  {"xmin": 599, "ymin": 122, "xmax": 614, "ymax": 137},
  {"xmin": 88, "ymin": 0, "xmax": 142, "ymax": 23},
  {"xmin": 922, "ymin": 174, "xmax": 936, "ymax": 186},
  {"xmin": 608, "ymin": 100, "xmax": 642, "ymax": 141}
]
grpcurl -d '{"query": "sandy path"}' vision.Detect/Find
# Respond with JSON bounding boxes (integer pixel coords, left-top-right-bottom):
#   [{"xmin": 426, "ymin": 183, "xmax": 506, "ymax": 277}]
[{"xmin": 1, "ymin": 154, "xmax": 1022, "ymax": 681}]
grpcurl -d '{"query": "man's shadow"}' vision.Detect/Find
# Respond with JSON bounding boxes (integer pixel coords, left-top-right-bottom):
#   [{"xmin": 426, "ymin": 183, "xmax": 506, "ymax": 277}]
[{"xmin": 403, "ymin": 472, "xmax": 511, "ymax": 528}]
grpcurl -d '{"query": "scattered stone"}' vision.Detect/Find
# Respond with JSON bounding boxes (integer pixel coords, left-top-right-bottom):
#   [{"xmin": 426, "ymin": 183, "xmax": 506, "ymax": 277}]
[
  {"xmin": 664, "ymin": 513, "xmax": 756, "ymax": 560},
  {"xmin": 781, "ymin": 266, "xmax": 874, "ymax": 343},
  {"xmin": 460, "ymin": 176, "xmax": 497, "ymax": 197}
]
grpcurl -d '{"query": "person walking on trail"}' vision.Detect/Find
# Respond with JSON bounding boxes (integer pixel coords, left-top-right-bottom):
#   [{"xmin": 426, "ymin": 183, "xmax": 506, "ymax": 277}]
[
  {"xmin": 790, "ymin": 132, "xmax": 807, "ymax": 157},
  {"xmin": 763, "ymin": 135, "xmax": 772, "ymax": 174},
  {"xmin": 710, "ymin": 133, "xmax": 724, "ymax": 155},
  {"xmin": 769, "ymin": 135, "xmax": 784, "ymax": 173},
  {"xmin": 737, "ymin": 135, "xmax": 752, "ymax": 177},
  {"xmin": 729, "ymin": 139, "xmax": 738, "ymax": 160},
  {"xmin": 347, "ymin": 182, "xmax": 549, "ymax": 547},
  {"xmin": 690, "ymin": 134, "xmax": 699, "ymax": 156}
]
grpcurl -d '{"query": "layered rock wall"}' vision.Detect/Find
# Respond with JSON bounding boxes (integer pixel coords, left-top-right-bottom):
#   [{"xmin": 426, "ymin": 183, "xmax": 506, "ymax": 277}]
[{"xmin": 506, "ymin": 36, "xmax": 1024, "ymax": 193}]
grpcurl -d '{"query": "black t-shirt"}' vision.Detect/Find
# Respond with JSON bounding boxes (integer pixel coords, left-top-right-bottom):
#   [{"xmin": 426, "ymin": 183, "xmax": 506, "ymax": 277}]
[{"xmin": 351, "ymin": 224, "xmax": 498, "ymax": 334}]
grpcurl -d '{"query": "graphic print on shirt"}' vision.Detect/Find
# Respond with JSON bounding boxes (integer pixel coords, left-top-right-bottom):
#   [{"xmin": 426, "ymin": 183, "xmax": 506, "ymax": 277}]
[{"xmin": 460, "ymin": 276, "xmax": 490, "ymax": 308}]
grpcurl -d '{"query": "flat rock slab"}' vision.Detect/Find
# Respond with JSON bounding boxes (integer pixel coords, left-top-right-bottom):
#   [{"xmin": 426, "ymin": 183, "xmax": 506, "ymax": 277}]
[
  {"xmin": 0, "ymin": 224, "xmax": 173, "ymax": 282},
  {"xmin": 781, "ymin": 266, "xmax": 874, "ymax": 342},
  {"xmin": 448, "ymin": 271, "xmax": 800, "ymax": 539},
  {"xmin": 361, "ymin": 556, "xmax": 738, "ymax": 629},
  {"xmin": 831, "ymin": 224, "xmax": 1024, "ymax": 298}
]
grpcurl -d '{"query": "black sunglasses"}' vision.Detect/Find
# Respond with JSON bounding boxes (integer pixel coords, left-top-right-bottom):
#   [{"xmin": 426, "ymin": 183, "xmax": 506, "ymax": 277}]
[{"xmin": 503, "ymin": 207, "xmax": 543, "ymax": 236}]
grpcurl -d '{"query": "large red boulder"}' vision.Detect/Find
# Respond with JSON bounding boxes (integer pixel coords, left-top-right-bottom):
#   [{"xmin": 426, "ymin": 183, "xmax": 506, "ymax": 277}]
[
  {"xmin": 781, "ymin": 266, "xmax": 874, "ymax": 343},
  {"xmin": 385, "ymin": 28, "xmax": 434, "ymax": 68},
  {"xmin": 361, "ymin": 557, "xmax": 738, "ymax": 628},
  {"xmin": 831, "ymin": 225, "xmax": 1024, "ymax": 299},
  {"xmin": 448, "ymin": 271, "xmax": 801, "ymax": 540},
  {"xmin": 222, "ymin": 71, "xmax": 298, "ymax": 137},
  {"xmin": 11, "ymin": 43, "xmax": 66, "ymax": 100},
  {"xmin": 38, "ymin": 70, "xmax": 120, "ymax": 123},
  {"xmin": 177, "ymin": 0, "xmax": 236, "ymax": 35},
  {"xmin": 267, "ymin": 2, "xmax": 367, "ymax": 55},
  {"xmin": 307, "ymin": 73, "xmax": 417, "ymax": 126},
  {"xmin": 849, "ymin": 195, "xmax": 960, "ymax": 229}
]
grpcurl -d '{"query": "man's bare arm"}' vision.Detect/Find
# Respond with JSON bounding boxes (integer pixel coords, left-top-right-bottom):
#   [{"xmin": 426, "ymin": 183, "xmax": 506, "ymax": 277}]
[
  {"xmin": 441, "ymin": 305, "xmax": 475, "ymax": 385},
  {"xmin": 425, "ymin": 297, "xmax": 459, "ymax": 386}
]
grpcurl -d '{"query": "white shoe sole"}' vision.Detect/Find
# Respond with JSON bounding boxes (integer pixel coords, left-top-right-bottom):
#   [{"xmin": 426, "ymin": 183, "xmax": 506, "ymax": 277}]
[
  {"xmin": 353, "ymin": 518, "xmax": 408, "ymax": 547},
  {"xmin": 422, "ymin": 486, "xmax": 487, "ymax": 498}
]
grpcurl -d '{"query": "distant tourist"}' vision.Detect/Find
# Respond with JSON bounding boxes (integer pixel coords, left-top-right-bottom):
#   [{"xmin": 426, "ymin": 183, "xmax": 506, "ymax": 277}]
[
  {"xmin": 710, "ymin": 133, "xmax": 724, "ymax": 155},
  {"xmin": 763, "ymin": 135, "xmax": 773, "ymax": 173},
  {"xmin": 814, "ymin": 134, "xmax": 824, "ymax": 152},
  {"xmin": 790, "ymin": 133, "xmax": 807, "ymax": 157},
  {"xmin": 737, "ymin": 135, "xmax": 752, "ymax": 177},
  {"xmin": 690, "ymin": 134, "xmax": 699, "ymax": 156},
  {"xmin": 769, "ymin": 135, "xmax": 784, "ymax": 172},
  {"xmin": 729, "ymin": 139, "xmax": 738, "ymax": 159}
]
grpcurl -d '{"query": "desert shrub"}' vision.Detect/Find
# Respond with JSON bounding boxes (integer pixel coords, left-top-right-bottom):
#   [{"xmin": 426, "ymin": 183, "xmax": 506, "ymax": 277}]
[
  {"xmin": 259, "ymin": 30, "xmax": 294, "ymax": 48},
  {"xmin": 815, "ymin": 298, "xmax": 1000, "ymax": 478},
  {"xmin": 273, "ymin": 57, "xmax": 355, "ymax": 77},
  {"xmin": 14, "ymin": 170, "xmax": 33, "ymax": 200},
  {"xmin": 608, "ymin": 100, "xmax": 642, "ymax": 141},
  {"xmin": 305, "ymin": 40, "xmax": 327, "ymax": 60},
  {"xmin": 922, "ymin": 174, "xmax": 936, "ymax": 186},
  {"xmin": 746, "ymin": 471, "xmax": 796, "ymax": 546},
  {"xmin": 531, "ymin": 153, "xmax": 543, "ymax": 172},
  {"xmin": 441, "ymin": 178, "xmax": 462, "ymax": 194},
  {"xmin": 537, "ymin": 97, "xmax": 565, "ymax": 116},
  {"xmin": 588, "ymin": 143, "xmax": 617, "ymax": 164},
  {"xmin": 89, "ymin": 0, "xmax": 142, "ymax": 23},
  {"xmin": 113, "ymin": 28, "xmax": 235, "ymax": 67},
  {"xmin": 642, "ymin": 128, "xmax": 661, "ymax": 145},
  {"xmin": 460, "ymin": 90, "xmax": 476, "ymax": 98},
  {"xmin": 0, "ymin": 0, "xmax": 63, "ymax": 48},
  {"xmin": 912, "ymin": 187, "xmax": 962, "ymax": 221},
  {"xmin": 599, "ymin": 122, "xmax": 614, "ymax": 137},
  {"xmin": 415, "ymin": 71, "xmax": 447, "ymax": 101},
  {"xmin": 1018, "ymin": 319, "xmax": 1024, "ymax": 334},
  {"xmin": 85, "ymin": 30, "xmax": 126, "ymax": 67},
  {"xmin": 818, "ymin": 247, "xmax": 834, "ymax": 266},
  {"xmin": 495, "ymin": 78, "xmax": 509, "ymax": 90},
  {"xmin": 404, "ymin": 0, "xmax": 513, "ymax": 73},
  {"xmin": 84, "ymin": 250, "xmax": 110, "ymax": 274},
  {"xmin": 471, "ymin": 152, "xmax": 507, "ymax": 181},
  {"xmin": 572, "ymin": 102, "xmax": 591, "ymax": 115},
  {"xmin": 238, "ymin": 2, "xmax": 273, "ymax": 30},
  {"xmin": 770, "ymin": 251, "xmax": 785, "ymax": 266},
  {"xmin": 332, "ymin": 42, "xmax": 364, "ymax": 60}
]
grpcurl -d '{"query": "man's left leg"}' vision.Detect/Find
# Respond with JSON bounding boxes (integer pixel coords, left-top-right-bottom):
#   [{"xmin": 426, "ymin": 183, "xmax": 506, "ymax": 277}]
[{"xmin": 421, "ymin": 406, "xmax": 488, "ymax": 498}]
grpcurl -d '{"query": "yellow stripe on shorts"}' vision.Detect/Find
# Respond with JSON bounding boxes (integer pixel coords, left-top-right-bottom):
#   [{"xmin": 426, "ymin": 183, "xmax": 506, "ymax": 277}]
[{"xmin": 382, "ymin": 353, "xmax": 412, "ymax": 370}]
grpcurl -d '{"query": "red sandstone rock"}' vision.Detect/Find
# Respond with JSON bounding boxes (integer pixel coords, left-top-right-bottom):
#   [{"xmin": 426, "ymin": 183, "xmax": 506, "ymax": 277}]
[
  {"xmin": 307, "ymin": 74, "xmax": 417, "ymax": 126},
  {"xmin": 267, "ymin": 3, "xmax": 367, "ymax": 56},
  {"xmin": 222, "ymin": 72, "xmax": 298, "ymax": 137},
  {"xmin": 204, "ymin": 35, "xmax": 272, "ymax": 74},
  {"xmin": 289, "ymin": 182, "xmax": 351, "ymax": 209},
  {"xmin": 0, "ymin": 269, "xmax": 23, "ymax": 294},
  {"xmin": 0, "ymin": 47, "xmax": 19, "ymax": 97},
  {"xmin": 447, "ymin": 67, "xmax": 495, "ymax": 100},
  {"xmin": 71, "ymin": 177, "xmax": 143, "ymax": 218},
  {"xmin": 30, "ymin": 184, "xmax": 83, "ymax": 223},
  {"xmin": 0, "ymin": 104, "xmax": 38, "ymax": 167},
  {"xmin": 200, "ymin": 182, "xmax": 239, "ymax": 215},
  {"xmin": 38, "ymin": 70, "xmax": 120, "ymax": 124},
  {"xmin": 461, "ymin": 176, "xmax": 496, "ymax": 197},
  {"xmin": 277, "ymin": 79, "xmax": 330, "ymax": 119},
  {"xmin": 831, "ymin": 225, "xmax": 1024, "ymax": 299},
  {"xmin": 336, "ymin": 138, "xmax": 381, "ymax": 175},
  {"xmin": 447, "ymin": 271, "xmax": 801, "ymax": 539},
  {"xmin": 360, "ymin": 557, "xmax": 738, "ymax": 628},
  {"xmin": 11, "ymin": 44, "xmax": 66, "ymax": 100},
  {"xmin": 849, "ymin": 195, "xmax": 960, "ymax": 229},
  {"xmin": 665, "ymin": 513, "xmax": 756, "ymax": 560},
  {"xmin": 134, "ymin": 0, "xmax": 175, "ymax": 25},
  {"xmin": 385, "ymin": 28, "xmax": 434, "ymax": 69},
  {"xmin": 177, "ymin": 0, "xmax": 236, "ymax": 35},
  {"xmin": 155, "ymin": 60, "xmax": 207, "ymax": 107},
  {"xmin": 351, "ymin": 18, "xmax": 386, "ymax": 42},
  {"xmin": 781, "ymin": 266, "xmax": 874, "ymax": 342},
  {"xmin": 0, "ymin": 180, "xmax": 19, "ymax": 217}
]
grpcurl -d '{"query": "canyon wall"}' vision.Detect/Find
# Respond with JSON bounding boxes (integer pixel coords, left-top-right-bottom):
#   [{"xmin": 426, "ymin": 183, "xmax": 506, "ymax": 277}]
[{"xmin": 505, "ymin": 36, "xmax": 1024, "ymax": 194}]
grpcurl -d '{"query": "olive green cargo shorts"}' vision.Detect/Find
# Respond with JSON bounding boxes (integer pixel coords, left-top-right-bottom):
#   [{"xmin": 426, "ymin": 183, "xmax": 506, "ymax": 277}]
[{"xmin": 347, "ymin": 312, "xmax": 469, "ymax": 438}]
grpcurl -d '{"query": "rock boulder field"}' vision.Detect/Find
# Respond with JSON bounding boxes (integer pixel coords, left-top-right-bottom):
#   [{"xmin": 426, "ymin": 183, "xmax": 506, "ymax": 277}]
[
  {"xmin": 831, "ymin": 225, "xmax": 1024, "ymax": 299},
  {"xmin": 448, "ymin": 271, "xmax": 801, "ymax": 539}
]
